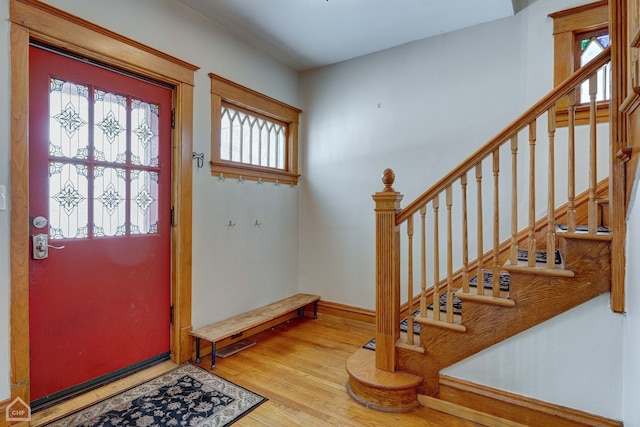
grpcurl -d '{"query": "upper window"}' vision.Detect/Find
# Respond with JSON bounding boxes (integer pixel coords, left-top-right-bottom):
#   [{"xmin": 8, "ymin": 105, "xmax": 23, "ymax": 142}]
[
  {"xmin": 550, "ymin": 1, "xmax": 609, "ymax": 126},
  {"xmin": 209, "ymin": 73, "xmax": 301, "ymax": 185},
  {"xmin": 577, "ymin": 30, "xmax": 611, "ymax": 104}
]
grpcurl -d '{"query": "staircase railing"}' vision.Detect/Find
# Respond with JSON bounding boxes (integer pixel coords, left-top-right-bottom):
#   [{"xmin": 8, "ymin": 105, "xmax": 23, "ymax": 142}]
[{"xmin": 373, "ymin": 47, "xmax": 611, "ymax": 371}]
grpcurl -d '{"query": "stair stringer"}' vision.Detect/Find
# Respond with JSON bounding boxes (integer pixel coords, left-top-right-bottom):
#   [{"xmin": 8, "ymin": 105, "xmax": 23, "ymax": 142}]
[{"xmin": 396, "ymin": 234, "xmax": 612, "ymax": 397}]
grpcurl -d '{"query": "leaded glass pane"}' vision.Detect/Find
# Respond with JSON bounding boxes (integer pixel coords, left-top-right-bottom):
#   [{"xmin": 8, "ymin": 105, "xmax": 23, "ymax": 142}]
[
  {"xmin": 49, "ymin": 78, "xmax": 89, "ymax": 159},
  {"xmin": 221, "ymin": 109, "xmax": 233, "ymax": 161},
  {"xmin": 220, "ymin": 105, "xmax": 286, "ymax": 170},
  {"xmin": 131, "ymin": 99, "xmax": 160, "ymax": 167},
  {"xmin": 277, "ymin": 127, "xmax": 286, "ymax": 169},
  {"xmin": 130, "ymin": 170, "xmax": 159, "ymax": 235},
  {"xmin": 94, "ymin": 167, "xmax": 127, "ymax": 237},
  {"xmin": 94, "ymin": 89, "xmax": 127, "ymax": 163},
  {"xmin": 49, "ymin": 162, "xmax": 89, "ymax": 239}
]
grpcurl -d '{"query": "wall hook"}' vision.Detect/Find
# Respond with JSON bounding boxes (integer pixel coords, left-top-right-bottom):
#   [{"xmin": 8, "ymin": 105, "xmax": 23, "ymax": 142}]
[
  {"xmin": 238, "ymin": 175, "xmax": 245, "ymax": 183},
  {"xmin": 255, "ymin": 220, "xmax": 262, "ymax": 227},
  {"xmin": 274, "ymin": 179, "xmax": 280, "ymax": 186},
  {"xmin": 218, "ymin": 173, "xmax": 226, "ymax": 181},
  {"xmin": 257, "ymin": 177, "xmax": 263, "ymax": 184},
  {"xmin": 228, "ymin": 220, "xmax": 236, "ymax": 228},
  {"xmin": 192, "ymin": 152, "xmax": 204, "ymax": 168}
]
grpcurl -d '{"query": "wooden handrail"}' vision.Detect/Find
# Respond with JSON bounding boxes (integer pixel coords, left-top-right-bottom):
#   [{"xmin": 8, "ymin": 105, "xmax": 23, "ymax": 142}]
[{"xmin": 396, "ymin": 47, "xmax": 611, "ymax": 224}]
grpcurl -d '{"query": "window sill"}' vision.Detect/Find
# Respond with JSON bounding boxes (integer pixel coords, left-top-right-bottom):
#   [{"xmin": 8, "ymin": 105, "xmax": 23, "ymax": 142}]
[
  {"xmin": 556, "ymin": 103, "xmax": 609, "ymax": 127},
  {"xmin": 210, "ymin": 161, "xmax": 300, "ymax": 185}
]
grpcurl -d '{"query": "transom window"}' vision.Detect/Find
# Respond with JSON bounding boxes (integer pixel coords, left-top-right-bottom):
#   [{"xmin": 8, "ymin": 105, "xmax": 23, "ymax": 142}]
[
  {"xmin": 220, "ymin": 104, "xmax": 287, "ymax": 170},
  {"xmin": 210, "ymin": 73, "xmax": 301, "ymax": 185}
]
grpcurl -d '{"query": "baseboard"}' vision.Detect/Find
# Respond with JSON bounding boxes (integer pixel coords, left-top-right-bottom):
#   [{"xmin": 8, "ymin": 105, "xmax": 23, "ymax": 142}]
[
  {"xmin": 439, "ymin": 375, "xmax": 623, "ymax": 427},
  {"xmin": 419, "ymin": 395, "xmax": 527, "ymax": 427},
  {"xmin": 314, "ymin": 300, "xmax": 375, "ymax": 324}
]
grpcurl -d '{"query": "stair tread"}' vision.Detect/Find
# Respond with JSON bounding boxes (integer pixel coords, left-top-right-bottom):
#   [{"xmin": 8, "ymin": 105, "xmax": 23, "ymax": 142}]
[
  {"xmin": 415, "ymin": 315, "xmax": 467, "ymax": 332},
  {"xmin": 503, "ymin": 264, "xmax": 575, "ymax": 277},
  {"xmin": 455, "ymin": 291, "xmax": 515, "ymax": 307}
]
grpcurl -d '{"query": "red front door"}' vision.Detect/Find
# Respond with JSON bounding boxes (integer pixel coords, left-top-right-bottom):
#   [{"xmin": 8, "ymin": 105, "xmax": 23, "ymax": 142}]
[{"xmin": 28, "ymin": 46, "xmax": 173, "ymax": 402}]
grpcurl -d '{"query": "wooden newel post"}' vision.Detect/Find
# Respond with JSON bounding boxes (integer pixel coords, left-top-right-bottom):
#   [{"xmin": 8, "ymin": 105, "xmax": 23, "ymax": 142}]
[{"xmin": 373, "ymin": 169, "xmax": 403, "ymax": 372}]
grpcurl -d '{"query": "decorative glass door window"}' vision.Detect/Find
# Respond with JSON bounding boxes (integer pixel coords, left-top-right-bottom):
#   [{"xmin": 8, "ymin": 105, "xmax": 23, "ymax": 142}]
[
  {"xmin": 578, "ymin": 32, "xmax": 611, "ymax": 104},
  {"xmin": 48, "ymin": 77, "xmax": 161, "ymax": 239}
]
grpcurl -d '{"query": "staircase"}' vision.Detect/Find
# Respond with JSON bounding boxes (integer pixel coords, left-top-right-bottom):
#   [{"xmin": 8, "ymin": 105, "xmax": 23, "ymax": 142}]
[{"xmin": 346, "ymin": 47, "xmax": 615, "ymax": 415}]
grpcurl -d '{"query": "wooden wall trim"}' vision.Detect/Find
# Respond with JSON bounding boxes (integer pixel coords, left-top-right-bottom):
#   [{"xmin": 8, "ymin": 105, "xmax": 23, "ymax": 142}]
[
  {"xmin": 609, "ymin": 0, "xmax": 628, "ymax": 313},
  {"xmin": 439, "ymin": 375, "xmax": 623, "ymax": 427},
  {"xmin": 419, "ymin": 395, "xmax": 526, "ymax": 427},
  {"xmin": 10, "ymin": 0, "xmax": 197, "ymax": 84},
  {"xmin": 316, "ymin": 300, "xmax": 376, "ymax": 324},
  {"xmin": 9, "ymin": 0, "xmax": 196, "ymax": 405},
  {"xmin": 9, "ymin": 21, "xmax": 31, "ymax": 407}
]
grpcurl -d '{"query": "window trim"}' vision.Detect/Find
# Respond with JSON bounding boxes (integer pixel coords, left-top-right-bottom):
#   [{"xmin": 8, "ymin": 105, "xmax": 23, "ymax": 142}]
[
  {"xmin": 209, "ymin": 73, "xmax": 301, "ymax": 185},
  {"xmin": 550, "ymin": 0, "xmax": 609, "ymax": 127}
]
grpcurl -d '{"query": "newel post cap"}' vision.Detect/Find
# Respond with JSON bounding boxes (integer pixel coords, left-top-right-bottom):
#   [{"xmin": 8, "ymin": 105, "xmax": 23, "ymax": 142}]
[{"xmin": 382, "ymin": 168, "xmax": 395, "ymax": 191}]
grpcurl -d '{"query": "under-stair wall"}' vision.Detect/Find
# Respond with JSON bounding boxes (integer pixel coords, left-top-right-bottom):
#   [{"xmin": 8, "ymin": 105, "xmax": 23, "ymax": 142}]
[
  {"xmin": 441, "ymin": 292, "xmax": 623, "ymax": 422},
  {"xmin": 396, "ymin": 233, "xmax": 612, "ymax": 397}
]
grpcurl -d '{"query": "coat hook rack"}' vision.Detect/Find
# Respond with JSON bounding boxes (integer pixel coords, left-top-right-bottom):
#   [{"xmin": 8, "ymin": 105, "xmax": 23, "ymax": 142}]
[{"xmin": 192, "ymin": 152, "xmax": 204, "ymax": 168}]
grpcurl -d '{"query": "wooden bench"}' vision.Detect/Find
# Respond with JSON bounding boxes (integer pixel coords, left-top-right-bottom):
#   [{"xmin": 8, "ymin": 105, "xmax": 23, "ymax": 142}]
[{"xmin": 190, "ymin": 293, "xmax": 320, "ymax": 369}]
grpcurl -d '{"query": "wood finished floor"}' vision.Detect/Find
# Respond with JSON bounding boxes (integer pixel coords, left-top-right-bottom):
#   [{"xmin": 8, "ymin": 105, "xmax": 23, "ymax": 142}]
[{"xmin": 32, "ymin": 315, "xmax": 480, "ymax": 426}]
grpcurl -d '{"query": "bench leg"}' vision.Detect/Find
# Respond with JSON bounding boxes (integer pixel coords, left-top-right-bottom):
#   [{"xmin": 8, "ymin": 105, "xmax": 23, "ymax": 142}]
[
  {"xmin": 313, "ymin": 300, "xmax": 318, "ymax": 319},
  {"xmin": 195, "ymin": 338, "xmax": 201, "ymax": 364},
  {"xmin": 211, "ymin": 342, "xmax": 216, "ymax": 370}
]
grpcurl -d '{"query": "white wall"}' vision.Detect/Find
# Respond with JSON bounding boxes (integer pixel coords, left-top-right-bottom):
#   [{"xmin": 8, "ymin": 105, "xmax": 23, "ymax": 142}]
[
  {"xmin": 623, "ymin": 169, "xmax": 640, "ymax": 427},
  {"xmin": 299, "ymin": 0, "xmax": 594, "ymax": 308},
  {"xmin": 442, "ymin": 294, "xmax": 623, "ymax": 420},
  {"xmin": 298, "ymin": 0, "xmax": 624, "ymax": 419},
  {"xmin": 0, "ymin": 0, "xmax": 11, "ymax": 403},
  {"xmin": 0, "ymin": 0, "xmax": 301, "ymax": 399}
]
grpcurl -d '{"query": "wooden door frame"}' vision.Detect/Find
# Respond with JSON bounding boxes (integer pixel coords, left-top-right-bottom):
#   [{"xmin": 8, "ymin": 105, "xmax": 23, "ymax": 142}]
[{"xmin": 9, "ymin": 0, "xmax": 197, "ymax": 405}]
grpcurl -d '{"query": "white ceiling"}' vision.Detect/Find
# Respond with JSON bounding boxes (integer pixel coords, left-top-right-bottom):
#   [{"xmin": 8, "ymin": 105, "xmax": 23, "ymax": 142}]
[{"xmin": 178, "ymin": 0, "xmax": 516, "ymax": 71}]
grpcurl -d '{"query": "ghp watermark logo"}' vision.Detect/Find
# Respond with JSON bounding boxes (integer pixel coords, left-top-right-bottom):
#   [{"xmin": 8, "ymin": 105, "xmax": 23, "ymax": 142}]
[{"xmin": 5, "ymin": 397, "xmax": 31, "ymax": 422}]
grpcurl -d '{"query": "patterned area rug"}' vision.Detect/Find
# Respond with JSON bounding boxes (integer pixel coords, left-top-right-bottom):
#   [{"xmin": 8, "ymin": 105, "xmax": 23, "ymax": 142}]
[{"xmin": 44, "ymin": 364, "xmax": 267, "ymax": 427}]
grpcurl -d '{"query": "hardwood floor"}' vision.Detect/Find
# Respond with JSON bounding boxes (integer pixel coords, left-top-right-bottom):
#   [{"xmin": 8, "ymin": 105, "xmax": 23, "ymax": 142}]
[{"xmin": 32, "ymin": 315, "xmax": 480, "ymax": 426}]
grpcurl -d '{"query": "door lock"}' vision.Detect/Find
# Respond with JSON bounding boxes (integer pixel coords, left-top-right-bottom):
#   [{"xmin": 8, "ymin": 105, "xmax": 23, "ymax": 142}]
[{"xmin": 32, "ymin": 234, "xmax": 65, "ymax": 260}]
